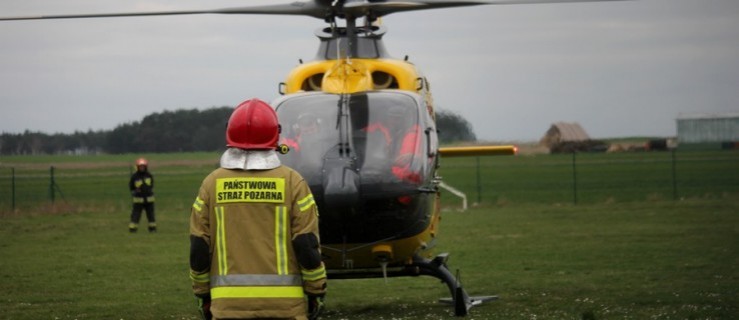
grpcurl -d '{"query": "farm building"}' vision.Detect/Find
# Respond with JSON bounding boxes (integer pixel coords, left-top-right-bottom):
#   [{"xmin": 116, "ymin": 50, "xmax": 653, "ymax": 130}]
[
  {"xmin": 540, "ymin": 122, "xmax": 606, "ymax": 153},
  {"xmin": 540, "ymin": 122, "xmax": 590, "ymax": 146},
  {"xmin": 676, "ymin": 112, "xmax": 739, "ymax": 143}
]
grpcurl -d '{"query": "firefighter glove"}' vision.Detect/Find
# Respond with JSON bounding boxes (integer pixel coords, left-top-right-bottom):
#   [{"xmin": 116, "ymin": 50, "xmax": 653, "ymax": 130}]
[
  {"xmin": 196, "ymin": 293, "xmax": 212, "ymax": 320},
  {"xmin": 308, "ymin": 294, "xmax": 325, "ymax": 320}
]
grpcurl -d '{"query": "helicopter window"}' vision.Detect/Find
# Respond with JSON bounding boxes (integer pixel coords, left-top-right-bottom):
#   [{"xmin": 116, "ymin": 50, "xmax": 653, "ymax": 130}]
[
  {"xmin": 348, "ymin": 92, "xmax": 427, "ymax": 185},
  {"xmin": 320, "ymin": 37, "xmax": 381, "ymax": 59},
  {"xmin": 275, "ymin": 95, "xmax": 340, "ymax": 184},
  {"xmin": 275, "ymin": 92, "xmax": 430, "ymax": 189}
]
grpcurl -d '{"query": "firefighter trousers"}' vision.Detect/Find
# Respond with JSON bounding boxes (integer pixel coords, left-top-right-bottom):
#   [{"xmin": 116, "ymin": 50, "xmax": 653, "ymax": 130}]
[{"xmin": 130, "ymin": 202, "xmax": 156, "ymax": 231}]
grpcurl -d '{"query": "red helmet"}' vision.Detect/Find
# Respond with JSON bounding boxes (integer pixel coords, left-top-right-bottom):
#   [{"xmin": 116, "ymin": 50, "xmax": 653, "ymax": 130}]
[
  {"xmin": 226, "ymin": 99, "xmax": 280, "ymax": 150},
  {"xmin": 136, "ymin": 158, "xmax": 148, "ymax": 166}
]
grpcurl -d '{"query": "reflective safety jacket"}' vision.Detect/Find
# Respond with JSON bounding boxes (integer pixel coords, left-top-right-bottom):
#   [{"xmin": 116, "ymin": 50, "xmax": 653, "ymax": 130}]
[
  {"xmin": 189, "ymin": 165, "xmax": 327, "ymax": 319},
  {"xmin": 392, "ymin": 124, "xmax": 422, "ymax": 184},
  {"xmin": 129, "ymin": 170, "xmax": 154, "ymax": 203}
]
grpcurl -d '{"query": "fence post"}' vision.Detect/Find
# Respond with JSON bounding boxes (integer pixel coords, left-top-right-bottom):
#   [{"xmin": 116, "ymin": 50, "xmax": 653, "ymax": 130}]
[
  {"xmin": 476, "ymin": 157, "xmax": 482, "ymax": 204},
  {"xmin": 572, "ymin": 152, "xmax": 578, "ymax": 205},
  {"xmin": 11, "ymin": 167, "xmax": 16, "ymax": 211},
  {"xmin": 49, "ymin": 166, "xmax": 55, "ymax": 203},
  {"xmin": 671, "ymin": 149, "xmax": 678, "ymax": 200}
]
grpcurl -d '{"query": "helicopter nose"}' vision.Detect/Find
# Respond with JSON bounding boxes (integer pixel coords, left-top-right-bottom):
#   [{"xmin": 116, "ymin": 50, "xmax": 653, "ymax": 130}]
[{"xmin": 322, "ymin": 158, "xmax": 360, "ymax": 208}]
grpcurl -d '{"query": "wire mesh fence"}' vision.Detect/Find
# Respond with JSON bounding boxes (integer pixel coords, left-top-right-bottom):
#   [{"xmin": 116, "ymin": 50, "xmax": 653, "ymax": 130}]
[
  {"xmin": 1, "ymin": 150, "xmax": 737, "ymax": 213},
  {"xmin": 437, "ymin": 149, "xmax": 738, "ymax": 206},
  {"xmin": 0, "ymin": 157, "xmax": 218, "ymax": 214}
]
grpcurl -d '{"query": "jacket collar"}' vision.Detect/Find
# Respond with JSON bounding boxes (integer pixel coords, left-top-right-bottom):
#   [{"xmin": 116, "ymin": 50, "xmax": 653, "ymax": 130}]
[{"xmin": 220, "ymin": 148, "xmax": 281, "ymax": 171}]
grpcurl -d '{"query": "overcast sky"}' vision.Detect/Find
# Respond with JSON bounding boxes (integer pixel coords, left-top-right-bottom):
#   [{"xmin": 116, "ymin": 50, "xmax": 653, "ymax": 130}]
[{"xmin": 1, "ymin": 0, "xmax": 738, "ymax": 142}]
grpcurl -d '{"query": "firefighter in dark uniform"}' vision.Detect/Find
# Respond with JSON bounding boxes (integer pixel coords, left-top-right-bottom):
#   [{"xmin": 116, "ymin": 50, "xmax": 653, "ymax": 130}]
[
  {"xmin": 129, "ymin": 157, "xmax": 156, "ymax": 232},
  {"xmin": 189, "ymin": 99, "xmax": 327, "ymax": 320}
]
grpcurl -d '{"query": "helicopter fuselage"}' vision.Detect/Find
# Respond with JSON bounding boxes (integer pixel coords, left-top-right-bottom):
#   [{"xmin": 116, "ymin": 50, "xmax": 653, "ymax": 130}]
[{"xmin": 273, "ymin": 87, "xmax": 442, "ymax": 271}]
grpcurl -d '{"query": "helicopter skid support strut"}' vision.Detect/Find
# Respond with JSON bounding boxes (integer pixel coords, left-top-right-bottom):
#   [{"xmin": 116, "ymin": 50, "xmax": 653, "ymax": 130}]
[{"xmin": 412, "ymin": 253, "xmax": 498, "ymax": 317}]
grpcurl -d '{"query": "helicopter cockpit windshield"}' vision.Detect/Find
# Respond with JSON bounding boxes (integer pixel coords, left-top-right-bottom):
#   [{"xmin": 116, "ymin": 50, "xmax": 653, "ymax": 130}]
[{"xmin": 274, "ymin": 91, "xmax": 434, "ymax": 197}]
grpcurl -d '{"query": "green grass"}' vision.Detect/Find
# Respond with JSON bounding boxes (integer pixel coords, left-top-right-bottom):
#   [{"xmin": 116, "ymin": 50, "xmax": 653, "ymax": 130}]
[
  {"xmin": 0, "ymin": 152, "xmax": 220, "ymax": 212},
  {"xmin": 0, "ymin": 200, "xmax": 737, "ymax": 319},
  {"xmin": 2, "ymin": 150, "xmax": 738, "ymax": 212},
  {"xmin": 438, "ymin": 150, "xmax": 739, "ymax": 206},
  {"xmin": 0, "ymin": 151, "xmax": 737, "ymax": 319}
]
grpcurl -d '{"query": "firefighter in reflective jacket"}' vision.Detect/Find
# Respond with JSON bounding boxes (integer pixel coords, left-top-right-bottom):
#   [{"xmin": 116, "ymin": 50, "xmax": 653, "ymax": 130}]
[
  {"xmin": 189, "ymin": 99, "xmax": 327, "ymax": 320},
  {"xmin": 129, "ymin": 157, "xmax": 156, "ymax": 232}
]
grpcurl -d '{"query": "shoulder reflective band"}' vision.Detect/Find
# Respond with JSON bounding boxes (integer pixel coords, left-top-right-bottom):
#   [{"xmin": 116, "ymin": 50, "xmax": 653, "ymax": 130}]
[
  {"xmin": 297, "ymin": 194, "xmax": 315, "ymax": 212},
  {"xmin": 211, "ymin": 286, "xmax": 304, "ymax": 299},
  {"xmin": 215, "ymin": 206, "xmax": 228, "ymax": 276},
  {"xmin": 275, "ymin": 206, "xmax": 289, "ymax": 275},
  {"xmin": 192, "ymin": 196, "xmax": 204, "ymax": 212},
  {"xmin": 215, "ymin": 177, "xmax": 286, "ymax": 204}
]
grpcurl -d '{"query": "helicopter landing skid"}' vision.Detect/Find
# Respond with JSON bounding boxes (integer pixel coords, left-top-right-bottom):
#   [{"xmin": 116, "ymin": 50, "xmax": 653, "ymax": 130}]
[{"xmin": 412, "ymin": 253, "xmax": 497, "ymax": 317}]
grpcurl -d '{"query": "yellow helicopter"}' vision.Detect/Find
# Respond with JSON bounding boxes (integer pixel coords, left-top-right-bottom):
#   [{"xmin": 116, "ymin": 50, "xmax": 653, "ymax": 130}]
[{"xmin": 1, "ymin": 0, "xmax": 622, "ymax": 316}]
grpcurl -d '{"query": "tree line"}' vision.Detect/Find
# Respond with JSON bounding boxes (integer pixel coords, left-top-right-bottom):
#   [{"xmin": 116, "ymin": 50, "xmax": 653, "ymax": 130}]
[{"xmin": 0, "ymin": 107, "xmax": 476, "ymax": 155}]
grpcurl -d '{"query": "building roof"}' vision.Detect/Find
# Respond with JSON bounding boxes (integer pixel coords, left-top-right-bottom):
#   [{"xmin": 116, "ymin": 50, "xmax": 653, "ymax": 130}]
[
  {"xmin": 539, "ymin": 122, "xmax": 591, "ymax": 147},
  {"xmin": 677, "ymin": 112, "xmax": 739, "ymax": 120},
  {"xmin": 549, "ymin": 122, "xmax": 590, "ymax": 141}
]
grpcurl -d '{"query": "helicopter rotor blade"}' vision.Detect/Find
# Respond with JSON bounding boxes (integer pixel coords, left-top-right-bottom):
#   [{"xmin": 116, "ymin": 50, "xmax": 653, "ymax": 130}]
[
  {"xmin": 0, "ymin": 2, "xmax": 330, "ymax": 21},
  {"xmin": 0, "ymin": 0, "xmax": 628, "ymax": 22},
  {"xmin": 342, "ymin": 0, "xmax": 628, "ymax": 18}
]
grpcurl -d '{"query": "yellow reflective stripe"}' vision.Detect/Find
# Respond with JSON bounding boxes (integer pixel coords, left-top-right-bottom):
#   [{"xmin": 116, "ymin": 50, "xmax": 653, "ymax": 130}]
[
  {"xmin": 275, "ymin": 206, "xmax": 289, "ymax": 275},
  {"xmin": 132, "ymin": 196, "xmax": 154, "ymax": 203},
  {"xmin": 192, "ymin": 196, "xmax": 204, "ymax": 211},
  {"xmin": 190, "ymin": 270, "xmax": 210, "ymax": 283},
  {"xmin": 135, "ymin": 181, "xmax": 143, "ymax": 188},
  {"xmin": 216, "ymin": 206, "xmax": 228, "ymax": 275},
  {"xmin": 301, "ymin": 265, "xmax": 327, "ymax": 281},
  {"xmin": 297, "ymin": 194, "xmax": 315, "ymax": 212},
  {"xmin": 211, "ymin": 286, "xmax": 304, "ymax": 299},
  {"xmin": 144, "ymin": 178, "xmax": 152, "ymax": 185}
]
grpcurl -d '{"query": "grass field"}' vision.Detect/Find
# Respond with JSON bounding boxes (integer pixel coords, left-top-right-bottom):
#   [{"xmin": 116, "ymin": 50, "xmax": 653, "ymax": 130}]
[
  {"xmin": 2, "ymin": 150, "xmax": 738, "ymax": 211},
  {"xmin": 1, "ymin": 200, "xmax": 736, "ymax": 319},
  {"xmin": 0, "ymin": 151, "xmax": 737, "ymax": 319}
]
